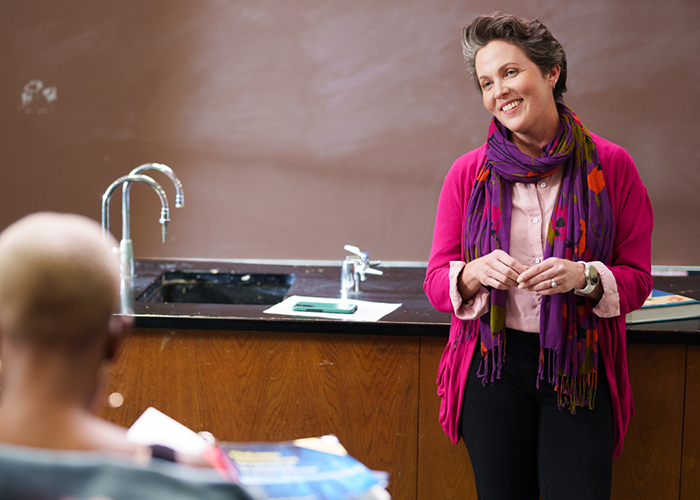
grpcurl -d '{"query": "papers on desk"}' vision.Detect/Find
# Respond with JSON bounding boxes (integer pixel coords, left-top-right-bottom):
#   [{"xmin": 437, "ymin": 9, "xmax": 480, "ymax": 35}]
[
  {"xmin": 263, "ymin": 295, "xmax": 401, "ymax": 322},
  {"xmin": 127, "ymin": 407, "xmax": 211, "ymax": 456},
  {"xmin": 127, "ymin": 408, "xmax": 391, "ymax": 499}
]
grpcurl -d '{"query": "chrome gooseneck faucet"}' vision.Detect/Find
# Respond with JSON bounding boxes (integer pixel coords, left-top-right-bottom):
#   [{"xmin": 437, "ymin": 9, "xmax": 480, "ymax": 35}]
[
  {"xmin": 101, "ymin": 174, "xmax": 170, "ymax": 313},
  {"xmin": 340, "ymin": 244, "xmax": 383, "ymax": 300},
  {"xmin": 120, "ymin": 163, "xmax": 184, "ymax": 278},
  {"xmin": 124, "ymin": 162, "xmax": 184, "ymax": 215}
]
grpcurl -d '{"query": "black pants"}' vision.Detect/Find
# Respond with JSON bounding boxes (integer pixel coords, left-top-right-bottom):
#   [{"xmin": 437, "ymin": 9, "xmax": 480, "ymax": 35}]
[{"xmin": 460, "ymin": 329, "xmax": 614, "ymax": 500}]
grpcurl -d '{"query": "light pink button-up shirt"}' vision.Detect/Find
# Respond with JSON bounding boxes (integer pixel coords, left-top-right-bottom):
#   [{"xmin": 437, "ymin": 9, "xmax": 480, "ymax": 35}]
[{"xmin": 447, "ymin": 168, "xmax": 620, "ymax": 333}]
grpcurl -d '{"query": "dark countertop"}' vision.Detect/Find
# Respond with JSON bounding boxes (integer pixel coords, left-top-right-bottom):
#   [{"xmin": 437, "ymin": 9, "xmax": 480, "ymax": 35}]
[
  {"xmin": 129, "ymin": 259, "xmax": 700, "ymax": 345},
  {"xmin": 130, "ymin": 258, "xmax": 450, "ymax": 337}
]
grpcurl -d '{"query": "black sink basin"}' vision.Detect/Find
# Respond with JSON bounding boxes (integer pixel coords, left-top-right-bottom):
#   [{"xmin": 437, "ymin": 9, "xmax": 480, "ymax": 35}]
[{"xmin": 136, "ymin": 270, "xmax": 296, "ymax": 305}]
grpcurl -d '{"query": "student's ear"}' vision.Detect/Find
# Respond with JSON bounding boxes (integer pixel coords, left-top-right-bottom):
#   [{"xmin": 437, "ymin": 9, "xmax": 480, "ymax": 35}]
[{"xmin": 104, "ymin": 314, "xmax": 133, "ymax": 362}]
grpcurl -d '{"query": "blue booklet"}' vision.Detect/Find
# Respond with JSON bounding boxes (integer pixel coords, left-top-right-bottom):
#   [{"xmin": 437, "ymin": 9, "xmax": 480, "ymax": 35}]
[
  {"xmin": 626, "ymin": 289, "xmax": 700, "ymax": 324},
  {"xmin": 219, "ymin": 435, "xmax": 390, "ymax": 500}
]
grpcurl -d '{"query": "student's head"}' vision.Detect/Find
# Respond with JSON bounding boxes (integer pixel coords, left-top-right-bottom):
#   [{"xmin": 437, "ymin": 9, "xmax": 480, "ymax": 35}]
[{"xmin": 0, "ymin": 212, "xmax": 121, "ymax": 351}]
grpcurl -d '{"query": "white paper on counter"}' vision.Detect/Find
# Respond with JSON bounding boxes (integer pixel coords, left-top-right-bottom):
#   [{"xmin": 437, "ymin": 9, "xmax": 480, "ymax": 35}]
[{"xmin": 264, "ymin": 295, "xmax": 401, "ymax": 322}]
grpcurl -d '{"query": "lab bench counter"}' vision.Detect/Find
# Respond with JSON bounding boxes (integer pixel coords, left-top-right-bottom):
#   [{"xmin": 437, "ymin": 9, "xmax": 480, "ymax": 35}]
[
  {"xmin": 129, "ymin": 258, "xmax": 700, "ymax": 344},
  {"xmin": 129, "ymin": 258, "xmax": 451, "ymax": 336},
  {"xmin": 100, "ymin": 259, "xmax": 700, "ymax": 500}
]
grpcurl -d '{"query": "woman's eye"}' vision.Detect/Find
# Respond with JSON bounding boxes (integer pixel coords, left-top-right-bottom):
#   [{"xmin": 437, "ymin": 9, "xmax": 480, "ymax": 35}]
[
  {"xmin": 505, "ymin": 69, "xmax": 517, "ymax": 77},
  {"xmin": 482, "ymin": 81, "xmax": 492, "ymax": 90}
]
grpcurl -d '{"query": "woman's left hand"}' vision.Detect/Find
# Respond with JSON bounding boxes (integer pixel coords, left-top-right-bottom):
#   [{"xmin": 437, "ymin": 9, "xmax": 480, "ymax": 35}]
[{"xmin": 516, "ymin": 257, "xmax": 586, "ymax": 295}]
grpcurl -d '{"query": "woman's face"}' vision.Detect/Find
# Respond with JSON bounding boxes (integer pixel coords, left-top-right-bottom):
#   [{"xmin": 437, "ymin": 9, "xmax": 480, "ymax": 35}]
[{"xmin": 475, "ymin": 40, "xmax": 560, "ymax": 150}]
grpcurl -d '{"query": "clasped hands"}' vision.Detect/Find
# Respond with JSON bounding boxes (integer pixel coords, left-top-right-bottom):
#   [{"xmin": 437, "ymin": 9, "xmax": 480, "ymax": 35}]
[{"xmin": 458, "ymin": 249, "xmax": 588, "ymax": 299}]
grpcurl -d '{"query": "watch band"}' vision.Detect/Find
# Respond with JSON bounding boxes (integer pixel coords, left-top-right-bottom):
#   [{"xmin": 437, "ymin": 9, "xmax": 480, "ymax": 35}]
[{"xmin": 574, "ymin": 262, "xmax": 599, "ymax": 294}]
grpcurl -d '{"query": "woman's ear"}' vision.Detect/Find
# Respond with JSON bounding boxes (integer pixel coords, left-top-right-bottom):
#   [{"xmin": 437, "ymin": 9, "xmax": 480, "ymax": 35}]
[{"xmin": 549, "ymin": 64, "xmax": 561, "ymax": 87}]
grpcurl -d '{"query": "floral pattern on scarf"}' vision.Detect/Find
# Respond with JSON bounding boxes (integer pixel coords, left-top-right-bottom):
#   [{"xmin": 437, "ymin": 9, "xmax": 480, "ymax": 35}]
[{"xmin": 462, "ymin": 103, "xmax": 614, "ymax": 410}]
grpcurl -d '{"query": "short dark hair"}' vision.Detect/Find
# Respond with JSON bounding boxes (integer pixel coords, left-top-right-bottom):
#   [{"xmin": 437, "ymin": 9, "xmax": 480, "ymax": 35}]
[{"xmin": 462, "ymin": 12, "xmax": 567, "ymax": 102}]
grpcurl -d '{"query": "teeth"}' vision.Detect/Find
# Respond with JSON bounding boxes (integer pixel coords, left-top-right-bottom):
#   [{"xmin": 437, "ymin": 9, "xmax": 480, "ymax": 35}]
[{"xmin": 501, "ymin": 100, "xmax": 522, "ymax": 112}]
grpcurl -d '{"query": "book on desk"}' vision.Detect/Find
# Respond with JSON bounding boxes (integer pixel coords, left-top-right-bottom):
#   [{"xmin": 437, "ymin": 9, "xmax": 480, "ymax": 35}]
[
  {"xmin": 127, "ymin": 407, "xmax": 391, "ymax": 500},
  {"xmin": 219, "ymin": 436, "xmax": 390, "ymax": 500},
  {"xmin": 626, "ymin": 289, "xmax": 700, "ymax": 324}
]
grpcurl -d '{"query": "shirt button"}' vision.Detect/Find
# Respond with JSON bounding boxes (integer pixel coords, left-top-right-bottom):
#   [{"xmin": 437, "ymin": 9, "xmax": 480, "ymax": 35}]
[
  {"xmin": 535, "ymin": 258, "xmax": 541, "ymax": 264},
  {"xmin": 533, "ymin": 217, "xmax": 539, "ymax": 223}
]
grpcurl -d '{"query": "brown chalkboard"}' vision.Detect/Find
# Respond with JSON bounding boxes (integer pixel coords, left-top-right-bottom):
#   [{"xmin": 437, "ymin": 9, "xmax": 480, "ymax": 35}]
[{"xmin": 1, "ymin": 1, "xmax": 698, "ymax": 265}]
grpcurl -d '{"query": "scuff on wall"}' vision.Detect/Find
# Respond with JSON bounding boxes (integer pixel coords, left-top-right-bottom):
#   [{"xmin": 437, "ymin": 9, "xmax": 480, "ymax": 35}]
[{"xmin": 20, "ymin": 79, "xmax": 57, "ymax": 114}]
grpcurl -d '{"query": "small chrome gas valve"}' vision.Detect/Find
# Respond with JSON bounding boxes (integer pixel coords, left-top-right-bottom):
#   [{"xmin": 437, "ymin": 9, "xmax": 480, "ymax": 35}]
[{"xmin": 340, "ymin": 244, "xmax": 383, "ymax": 300}]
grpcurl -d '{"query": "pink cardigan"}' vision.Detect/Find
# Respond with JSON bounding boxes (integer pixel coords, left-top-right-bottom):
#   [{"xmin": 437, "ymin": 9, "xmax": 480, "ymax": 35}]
[{"xmin": 424, "ymin": 132, "xmax": 653, "ymax": 458}]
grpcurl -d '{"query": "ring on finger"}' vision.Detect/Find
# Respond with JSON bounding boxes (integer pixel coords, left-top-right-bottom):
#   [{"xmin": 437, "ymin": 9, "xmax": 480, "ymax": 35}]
[{"xmin": 551, "ymin": 279, "xmax": 557, "ymax": 288}]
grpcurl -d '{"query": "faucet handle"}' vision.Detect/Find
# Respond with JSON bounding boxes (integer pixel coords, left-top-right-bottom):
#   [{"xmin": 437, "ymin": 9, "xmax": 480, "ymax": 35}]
[
  {"xmin": 344, "ymin": 244, "xmax": 379, "ymax": 265},
  {"xmin": 344, "ymin": 244, "xmax": 364, "ymax": 258},
  {"xmin": 343, "ymin": 244, "xmax": 382, "ymax": 267},
  {"xmin": 363, "ymin": 267, "xmax": 383, "ymax": 276},
  {"xmin": 356, "ymin": 261, "xmax": 383, "ymax": 280}
]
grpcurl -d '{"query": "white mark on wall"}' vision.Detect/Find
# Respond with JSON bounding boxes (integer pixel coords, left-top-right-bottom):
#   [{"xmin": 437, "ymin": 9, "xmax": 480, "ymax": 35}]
[{"xmin": 19, "ymin": 79, "xmax": 57, "ymax": 114}]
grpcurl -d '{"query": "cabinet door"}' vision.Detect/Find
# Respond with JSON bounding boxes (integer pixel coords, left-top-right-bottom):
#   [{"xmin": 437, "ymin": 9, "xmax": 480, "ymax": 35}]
[
  {"xmin": 610, "ymin": 343, "xmax": 686, "ymax": 500},
  {"xmin": 418, "ymin": 337, "xmax": 477, "ymax": 499},
  {"xmin": 681, "ymin": 345, "xmax": 700, "ymax": 500}
]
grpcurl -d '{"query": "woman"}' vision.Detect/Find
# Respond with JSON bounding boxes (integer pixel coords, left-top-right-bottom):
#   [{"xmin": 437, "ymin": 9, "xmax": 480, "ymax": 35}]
[{"xmin": 424, "ymin": 13, "xmax": 653, "ymax": 499}]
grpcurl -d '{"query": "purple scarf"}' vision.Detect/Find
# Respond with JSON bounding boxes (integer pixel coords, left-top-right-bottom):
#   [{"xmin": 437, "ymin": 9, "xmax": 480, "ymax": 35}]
[{"xmin": 463, "ymin": 103, "xmax": 614, "ymax": 410}]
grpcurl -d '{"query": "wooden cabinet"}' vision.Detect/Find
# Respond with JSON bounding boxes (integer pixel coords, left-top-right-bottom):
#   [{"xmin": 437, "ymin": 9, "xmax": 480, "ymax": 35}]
[
  {"xmin": 99, "ymin": 328, "xmax": 699, "ymax": 500},
  {"xmin": 610, "ymin": 344, "xmax": 686, "ymax": 500},
  {"xmin": 681, "ymin": 346, "xmax": 700, "ymax": 500},
  {"xmin": 417, "ymin": 337, "xmax": 475, "ymax": 498},
  {"xmin": 99, "ymin": 328, "xmax": 421, "ymax": 500}
]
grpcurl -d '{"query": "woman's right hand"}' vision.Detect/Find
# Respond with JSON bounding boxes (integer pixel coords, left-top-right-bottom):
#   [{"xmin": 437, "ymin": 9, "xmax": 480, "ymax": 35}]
[{"xmin": 458, "ymin": 249, "xmax": 527, "ymax": 301}]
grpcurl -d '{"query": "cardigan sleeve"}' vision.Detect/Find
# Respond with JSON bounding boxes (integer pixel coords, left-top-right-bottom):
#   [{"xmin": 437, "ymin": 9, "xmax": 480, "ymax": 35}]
[
  {"xmin": 424, "ymin": 146, "xmax": 486, "ymax": 313},
  {"xmin": 594, "ymin": 134, "xmax": 654, "ymax": 313},
  {"xmin": 593, "ymin": 133, "xmax": 653, "ymax": 458}
]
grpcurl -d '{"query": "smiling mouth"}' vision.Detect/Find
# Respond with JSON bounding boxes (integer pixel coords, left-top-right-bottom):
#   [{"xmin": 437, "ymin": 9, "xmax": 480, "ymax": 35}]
[{"xmin": 501, "ymin": 100, "xmax": 522, "ymax": 112}]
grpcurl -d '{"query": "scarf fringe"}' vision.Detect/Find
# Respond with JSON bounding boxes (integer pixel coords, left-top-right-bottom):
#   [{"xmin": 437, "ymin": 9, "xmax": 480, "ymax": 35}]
[
  {"xmin": 538, "ymin": 347, "xmax": 598, "ymax": 412},
  {"xmin": 536, "ymin": 347, "xmax": 560, "ymax": 388},
  {"xmin": 476, "ymin": 333, "xmax": 506, "ymax": 385},
  {"xmin": 452, "ymin": 319, "xmax": 480, "ymax": 349},
  {"xmin": 456, "ymin": 321, "xmax": 601, "ymax": 412},
  {"xmin": 556, "ymin": 371, "xmax": 598, "ymax": 412},
  {"xmin": 470, "ymin": 335, "xmax": 598, "ymax": 413}
]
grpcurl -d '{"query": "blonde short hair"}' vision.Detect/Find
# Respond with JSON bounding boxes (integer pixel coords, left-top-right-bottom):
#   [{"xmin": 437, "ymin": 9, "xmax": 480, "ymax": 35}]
[{"xmin": 0, "ymin": 212, "xmax": 120, "ymax": 347}]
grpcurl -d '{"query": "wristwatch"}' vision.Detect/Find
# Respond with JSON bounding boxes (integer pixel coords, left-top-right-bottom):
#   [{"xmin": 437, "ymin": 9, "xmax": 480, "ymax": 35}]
[{"xmin": 574, "ymin": 262, "xmax": 600, "ymax": 294}]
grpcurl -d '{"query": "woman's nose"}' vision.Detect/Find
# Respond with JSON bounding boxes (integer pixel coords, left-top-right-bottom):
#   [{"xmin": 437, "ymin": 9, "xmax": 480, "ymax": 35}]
[{"xmin": 493, "ymin": 81, "xmax": 508, "ymax": 99}]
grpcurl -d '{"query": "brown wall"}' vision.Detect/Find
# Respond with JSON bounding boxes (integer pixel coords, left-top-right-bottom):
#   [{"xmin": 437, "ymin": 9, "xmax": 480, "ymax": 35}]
[{"xmin": 1, "ymin": 0, "xmax": 698, "ymax": 265}]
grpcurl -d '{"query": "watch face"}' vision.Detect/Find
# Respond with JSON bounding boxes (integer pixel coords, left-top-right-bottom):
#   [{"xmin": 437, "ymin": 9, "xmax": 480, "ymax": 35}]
[{"xmin": 589, "ymin": 264, "xmax": 600, "ymax": 285}]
